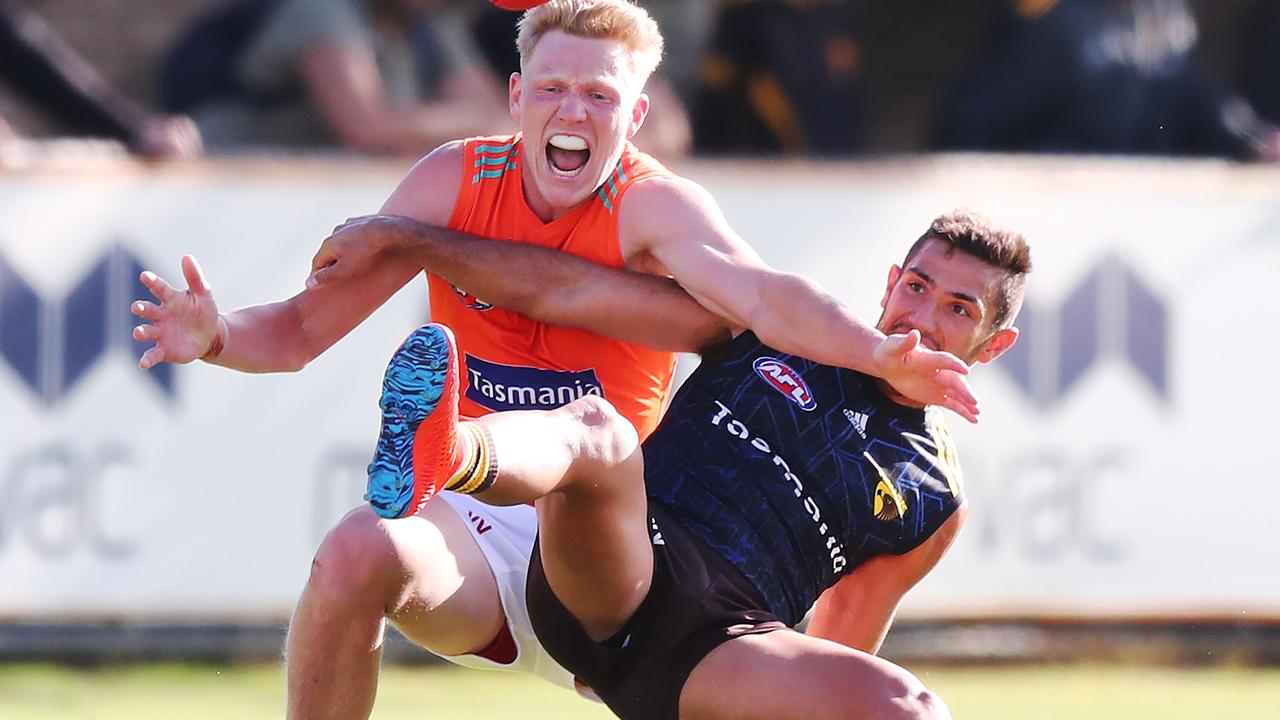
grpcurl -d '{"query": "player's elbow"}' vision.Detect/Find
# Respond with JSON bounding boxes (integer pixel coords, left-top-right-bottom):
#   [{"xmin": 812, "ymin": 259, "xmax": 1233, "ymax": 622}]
[
  {"xmin": 517, "ymin": 287, "xmax": 561, "ymax": 324},
  {"xmin": 274, "ymin": 333, "xmax": 326, "ymax": 373},
  {"xmin": 278, "ymin": 354, "xmax": 311, "ymax": 373},
  {"xmin": 680, "ymin": 317, "xmax": 735, "ymax": 354},
  {"xmin": 745, "ymin": 271, "xmax": 818, "ymax": 346}
]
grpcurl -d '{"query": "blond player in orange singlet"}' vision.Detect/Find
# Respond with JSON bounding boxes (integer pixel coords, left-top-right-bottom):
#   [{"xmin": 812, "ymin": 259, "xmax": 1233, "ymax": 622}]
[
  {"xmin": 428, "ymin": 133, "xmax": 676, "ymax": 434},
  {"xmin": 131, "ymin": 1, "xmax": 977, "ymax": 717}
]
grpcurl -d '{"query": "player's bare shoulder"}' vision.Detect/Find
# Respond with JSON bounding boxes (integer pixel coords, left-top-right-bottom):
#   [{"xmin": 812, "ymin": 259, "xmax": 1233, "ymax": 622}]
[
  {"xmin": 622, "ymin": 174, "xmax": 715, "ymax": 217},
  {"xmin": 380, "ymin": 140, "xmax": 468, "ymax": 225},
  {"xmin": 618, "ymin": 174, "xmax": 728, "ymax": 255}
]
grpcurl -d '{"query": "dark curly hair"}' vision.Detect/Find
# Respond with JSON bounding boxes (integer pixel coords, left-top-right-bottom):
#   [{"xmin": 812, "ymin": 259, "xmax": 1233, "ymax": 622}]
[{"xmin": 903, "ymin": 209, "xmax": 1032, "ymax": 329}]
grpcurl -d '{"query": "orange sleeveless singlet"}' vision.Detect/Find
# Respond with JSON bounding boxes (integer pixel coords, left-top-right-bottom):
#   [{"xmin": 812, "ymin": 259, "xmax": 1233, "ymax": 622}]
[{"xmin": 431, "ymin": 133, "xmax": 677, "ymax": 440}]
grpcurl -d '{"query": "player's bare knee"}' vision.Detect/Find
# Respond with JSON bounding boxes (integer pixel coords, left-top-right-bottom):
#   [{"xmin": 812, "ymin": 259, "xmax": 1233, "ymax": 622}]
[
  {"xmin": 563, "ymin": 394, "xmax": 639, "ymax": 469},
  {"xmin": 889, "ymin": 685, "xmax": 950, "ymax": 720},
  {"xmin": 909, "ymin": 686, "xmax": 951, "ymax": 720},
  {"xmin": 308, "ymin": 507, "xmax": 400, "ymax": 603},
  {"xmin": 874, "ymin": 671, "xmax": 951, "ymax": 720}
]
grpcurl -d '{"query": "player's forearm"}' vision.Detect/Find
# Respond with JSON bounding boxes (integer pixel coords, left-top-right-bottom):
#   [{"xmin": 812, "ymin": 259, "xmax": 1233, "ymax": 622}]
[
  {"xmin": 806, "ymin": 596, "xmax": 895, "ymax": 655},
  {"xmin": 383, "ymin": 217, "xmax": 581, "ymax": 314},
  {"xmin": 384, "ymin": 217, "xmax": 730, "ymax": 352},
  {"xmin": 207, "ymin": 302, "xmax": 317, "ymax": 373},
  {"xmin": 748, "ymin": 271, "xmax": 886, "ymax": 374}
]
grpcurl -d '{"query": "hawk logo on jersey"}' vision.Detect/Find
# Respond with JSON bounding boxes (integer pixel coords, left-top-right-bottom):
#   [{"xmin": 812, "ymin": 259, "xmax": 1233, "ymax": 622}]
[
  {"xmin": 862, "ymin": 452, "xmax": 909, "ymax": 522},
  {"xmin": 451, "ymin": 284, "xmax": 493, "ymax": 311},
  {"xmin": 753, "ymin": 357, "xmax": 817, "ymax": 411},
  {"xmin": 872, "ymin": 478, "xmax": 908, "ymax": 522}
]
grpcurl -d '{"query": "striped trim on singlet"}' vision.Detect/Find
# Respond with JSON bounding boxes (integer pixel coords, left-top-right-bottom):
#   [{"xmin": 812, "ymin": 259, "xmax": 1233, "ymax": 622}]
[
  {"xmin": 471, "ymin": 141, "xmax": 520, "ymax": 184},
  {"xmin": 595, "ymin": 160, "xmax": 631, "ymax": 214}
]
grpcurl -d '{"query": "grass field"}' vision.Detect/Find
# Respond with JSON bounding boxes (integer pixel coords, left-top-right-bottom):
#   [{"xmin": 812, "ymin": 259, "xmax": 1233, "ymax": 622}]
[{"xmin": 3, "ymin": 662, "xmax": 1280, "ymax": 719}]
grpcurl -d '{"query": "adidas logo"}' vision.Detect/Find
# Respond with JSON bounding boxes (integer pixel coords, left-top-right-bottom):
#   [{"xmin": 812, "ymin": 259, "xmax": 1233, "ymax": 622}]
[{"xmin": 843, "ymin": 409, "xmax": 869, "ymax": 439}]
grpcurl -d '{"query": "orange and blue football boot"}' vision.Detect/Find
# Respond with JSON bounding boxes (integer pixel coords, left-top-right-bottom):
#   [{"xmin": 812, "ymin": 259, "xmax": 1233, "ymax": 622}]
[{"xmin": 366, "ymin": 323, "xmax": 462, "ymax": 519}]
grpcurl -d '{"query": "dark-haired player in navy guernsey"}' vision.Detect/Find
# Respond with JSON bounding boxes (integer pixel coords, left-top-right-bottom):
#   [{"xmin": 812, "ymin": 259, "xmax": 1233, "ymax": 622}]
[
  {"xmin": 640, "ymin": 330, "xmax": 968, "ymax": 630},
  {"xmin": 370, "ymin": 210, "xmax": 1030, "ymax": 720}
]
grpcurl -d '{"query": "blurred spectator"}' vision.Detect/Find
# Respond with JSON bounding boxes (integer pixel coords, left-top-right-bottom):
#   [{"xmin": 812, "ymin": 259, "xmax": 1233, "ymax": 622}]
[
  {"xmin": 0, "ymin": 0, "xmax": 202, "ymax": 160},
  {"xmin": 642, "ymin": 0, "xmax": 714, "ymax": 103},
  {"xmin": 1240, "ymin": 0, "xmax": 1280, "ymax": 127},
  {"xmin": 469, "ymin": 1, "xmax": 693, "ymax": 159},
  {"xmin": 693, "ymin": 0, "xmax": 865, "ymax": 156},
  {"xmin": 164, "ymin": 0, "xmax": 511, "ymax": 155},
  {"xmin": 933, "ymin": 0, "xmax": 1280, "ymax": 162}
]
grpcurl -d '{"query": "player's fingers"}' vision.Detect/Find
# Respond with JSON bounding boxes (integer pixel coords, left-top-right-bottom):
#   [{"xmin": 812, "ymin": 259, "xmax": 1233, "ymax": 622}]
[
  {"xmin": 311, "ymin": 243, "xmax": 337, "ymax": 274},
  {"xmin": 894, "ymin": 329, "xmax": 922, "ymax": 361},
  {"xmin": 305, "ymin": 265, "xmax": 333, "ymax": 289},
  {"xmin": 925, "ymin": 349, "xmax": 970, "ymax": 376},
  {"xmin": 133, "ymin": 324, "xmax": 158, "ymax": 341},
  {"xmin": 941, "ymin": 371, "xmax": 978, "ymax": 408},
  {"xmin": 331, "ymin": 216, "xmax": 363, "ymax": 234},
  {"xmin": 879, "ymin": 332, "xmax": 910, "ymax": 360},
  {"xmin": 939, "ymin": 386, "xmax": 980, "ymax": 423},
  {"xmin": 946, "ymin": 400, "xmax": 980, "ymax": 424},
  {"xmin": 140, "ymin": 271, "xmax": 178, "ymax": 303},
  {"xmin": 181, "ymin": 255, "xmax": 212, "ymax": 295},
  {"xmin": 139, "ymin": 345, "xmax": 165, "ymax": 371},
  {"xmin": 132, "ymin": 300, "xmax": 161, "ymax": 320}
]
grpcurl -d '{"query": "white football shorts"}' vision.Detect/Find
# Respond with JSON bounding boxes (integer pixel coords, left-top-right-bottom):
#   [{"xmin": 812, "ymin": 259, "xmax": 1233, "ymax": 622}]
[{"xmin": 434, "ymin": 491, "xmax": 576, "ymax": 691}]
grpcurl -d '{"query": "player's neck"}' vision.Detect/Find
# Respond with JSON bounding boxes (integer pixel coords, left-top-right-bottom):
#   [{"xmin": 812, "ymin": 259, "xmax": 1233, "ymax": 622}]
[
  {"xmin": 519, "ymin": 165, "xmax": 581, "ymax": 223},
  {"xmin": 876, "ymin": 378, "xmax": 927, "ymax": 410}
]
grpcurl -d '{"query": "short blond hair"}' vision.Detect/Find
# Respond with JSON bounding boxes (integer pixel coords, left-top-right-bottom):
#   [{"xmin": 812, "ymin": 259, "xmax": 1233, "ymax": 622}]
[{"xmin": 516, "ymin": 0, "xmax": 664, "ymax": 79}]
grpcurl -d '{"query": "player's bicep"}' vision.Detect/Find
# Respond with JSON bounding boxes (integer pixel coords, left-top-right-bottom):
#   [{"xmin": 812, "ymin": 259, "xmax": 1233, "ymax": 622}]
[{"xmin": 622, "ymin": 177, "xmax": 772, "ymax": 326}]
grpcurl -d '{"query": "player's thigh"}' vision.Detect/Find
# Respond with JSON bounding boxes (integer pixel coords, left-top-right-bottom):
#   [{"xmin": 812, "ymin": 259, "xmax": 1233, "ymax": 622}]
[
  {"xmin": 680, "ymin": 630, "xmax": 949, "ymax": 720},
  {"xmin": 533, "ymin": 396, "xmax": 653, "ymax": 641},
  {"xmin": 534, "ymin": 489, "xmax": 652, "ymax": 643},
  {"xmin": 379, "ymin": 500, "xmax": 506, "ymax": 656}
]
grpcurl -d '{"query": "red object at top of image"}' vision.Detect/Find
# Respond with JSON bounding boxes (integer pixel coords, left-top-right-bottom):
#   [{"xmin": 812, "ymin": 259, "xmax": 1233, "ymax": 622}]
[{"xmin": 489, "ymin": 0, "xmax": 549, "ymax": 11}]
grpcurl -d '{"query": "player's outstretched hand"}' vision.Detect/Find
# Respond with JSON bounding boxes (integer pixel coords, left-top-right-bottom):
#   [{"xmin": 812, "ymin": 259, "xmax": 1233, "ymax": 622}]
[
  {"xmin": 131, "ymin": 255, "xmax": 222, "ymax": 370},
  {"xmin": 874, "ymin": 330, "xmax": 980, "ymax": 423},
  {"xmin": 308, "ymin": 214, "xmax": 404, "ymax": 288}
]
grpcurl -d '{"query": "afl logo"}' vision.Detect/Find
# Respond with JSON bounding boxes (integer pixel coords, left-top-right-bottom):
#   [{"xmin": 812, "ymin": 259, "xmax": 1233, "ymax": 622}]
[
  {"xmin": 452, "ymin": 284, "xmax": 493, "ymax": 311},
  {"xmin": 753, "ymin": 357, "xmax": 817, "ymax": 411}
]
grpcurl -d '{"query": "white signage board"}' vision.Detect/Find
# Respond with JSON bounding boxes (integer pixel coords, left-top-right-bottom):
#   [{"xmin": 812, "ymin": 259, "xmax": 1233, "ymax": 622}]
[{"xmin": 1, "ymin": 157, "xmax": 1277, "ymax": 620}]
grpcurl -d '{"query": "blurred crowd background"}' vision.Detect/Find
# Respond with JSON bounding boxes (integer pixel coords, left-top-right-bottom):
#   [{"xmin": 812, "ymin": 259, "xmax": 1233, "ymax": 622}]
[{"xmin": 3, "ymin": 0, "xmax": 1280, "ymax": 164}]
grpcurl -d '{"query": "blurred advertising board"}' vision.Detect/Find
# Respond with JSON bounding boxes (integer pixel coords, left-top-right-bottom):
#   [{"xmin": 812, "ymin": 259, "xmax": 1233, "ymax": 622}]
[{"xmin": 1, "ymin": 156, "xmax": 1277, "ymax": 621}]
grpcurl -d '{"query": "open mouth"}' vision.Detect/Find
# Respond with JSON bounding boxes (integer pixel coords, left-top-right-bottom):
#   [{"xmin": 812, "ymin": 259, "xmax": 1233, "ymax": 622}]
[{"xmin": 546, "ymin": 134, "xmax": 590, "ymax": 177}]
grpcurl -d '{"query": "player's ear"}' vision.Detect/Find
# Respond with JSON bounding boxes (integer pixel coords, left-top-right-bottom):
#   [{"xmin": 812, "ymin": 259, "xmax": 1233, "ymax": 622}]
[
  {"xmin": 626, "ymin": 92, "xmax": 650, "ymax": 140},
  {"xmin": 974, "ymin": 326, "xmax": 1019, "ymax": 365},
  {"xmin": 881, "ymin": 265, "xmax": 902, "ymax": 310},
  {"xmin": 508, "ymin": 72, "xmax": 523, "ymax": 122}
]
